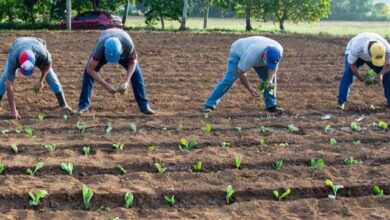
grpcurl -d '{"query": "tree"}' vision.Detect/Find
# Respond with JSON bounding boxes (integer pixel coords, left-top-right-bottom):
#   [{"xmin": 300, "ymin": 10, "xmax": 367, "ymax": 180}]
[
  {"xmin": 329, "ymin": 0, "xmax": 374, "ymax": 20},
  {"xmin": 179, "ymin": 0, "xmax": 188, "ymax": 30},
  {"xmin": 232, "ymin": 0, "xmax": 262, "ymax": 31},
  {"xmin": 141, "ymin": 0, "xmax": 183, "ymax": 29},
  {"xmin": 261, "ymin": 0, "xmax": 331, "ymax": 31},
  {"xmin": 201, "ymin": 0, "xmax": 229, "ymax": 29}
]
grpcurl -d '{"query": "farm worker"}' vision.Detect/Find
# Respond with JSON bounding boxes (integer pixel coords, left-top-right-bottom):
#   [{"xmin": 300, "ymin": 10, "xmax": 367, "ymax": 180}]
[
  {"xmin": 72, "ymin": 28, "xmax": 154, "ymax": 115},
  {"xmin": 338, "ymin": 32, "xmax": 390, "ymax": 109},
  {"xmin": 202, "ymin": 36, "xmax": 283, "ymax": 114},
  {"xmin": 0, "ymin": 37, "xmax": 71, "ymax": 119}
]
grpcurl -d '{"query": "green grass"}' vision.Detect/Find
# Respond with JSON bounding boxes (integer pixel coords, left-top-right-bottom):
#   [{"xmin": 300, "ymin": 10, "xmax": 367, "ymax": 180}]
[{"xmin": 126, "ymin": 16, "xmax": 390, "ymax": 37}]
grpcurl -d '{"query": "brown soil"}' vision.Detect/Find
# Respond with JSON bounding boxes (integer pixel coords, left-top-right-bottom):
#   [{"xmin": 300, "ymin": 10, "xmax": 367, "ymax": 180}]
[{"xmin": 0, "ymin": 31, "xmax": 389, "ymax": 219}]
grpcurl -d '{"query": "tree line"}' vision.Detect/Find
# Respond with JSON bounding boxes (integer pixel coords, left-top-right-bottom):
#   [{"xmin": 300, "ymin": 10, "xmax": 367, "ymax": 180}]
[{"xmin": 0, "ymin": 0, "xmax": 389, "ymax": 31}]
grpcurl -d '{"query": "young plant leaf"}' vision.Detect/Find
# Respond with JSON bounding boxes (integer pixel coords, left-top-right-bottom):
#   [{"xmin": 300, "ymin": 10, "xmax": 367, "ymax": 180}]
[
  {"xmin": 279, "ymin": 142, "xmax": 289, "ymax": 148},
  {"xmin": 259, "ymin": 125, "xmax": 269, "ymax": 133},
  {"xmin": 76, "ymin": 120, "xmax": 87, "ymax": 133},
  {"xmin": 353, "ymin": 139, "xmax": 361, "ymax": 145},
  {"xmin": 234, "ymin": 127, "xmax": 242, "ymax": 132},
  {"xmin": 373, "ymin": 185, "xmax": 384, "ymax": 197},
  {"xmin": 272, "ymin": 160, "xmax": 283, "ymax": 170},
  {"xmin": 350, "ymin": 122, "xmax": 362, "ymax": 132},
  {"xmin": 116, "ymin": 165, "xmax": 127, "ymax": 174},
  {"xmin": 124, "ymin": 192, "xmax": 134, "ymax": 208},
  {"xmin": 378, "ymin": 121, "xmax": 388, "ymax": 130},
  {"xmin": 179, "ymin": 138, "xmax": 197, "ymax": 151},
  {"xmin": 323, "ymin": 125, "xmax": 331, "ymax": 133},
  {"xmin": 29, "ymin": 189, "xmax": 48, "ymax": 206},
  {"xmin": 259, "ymin": 138, "xmax": 267, "ymax": 147},
  {"xmin": 82, "ymin": 185, "xmax": 94, "ymax": 210},
  {"xmin": 106, "ymin": 122, "xmax": 113, "ymax": 134},
  {"xmin": 130, "ymin": 123, "xmax": 137, "ymax": 133},
  {"xmin": 164, "ymin": 195, "xmax": 175, "ymax": 207},
  {"xmin": 226, "ymin": 185, "xmax": 234, "ymax": 205},
  {"xmin": 82, "ymin": 146, "xmax": 91, "ymax": 155},
  {"xmin": 147, "ymin": 145, "xmax": 156, "ymax": 152},
  {"xmin": 309, "ymin": 158, "xmax": 325, "ymax": 168},
  {"xmin": 344, "ymin": 156, "xmax": 358, "ymax": 166},
  {"xmin": 154, "ymin": 163, "xmax": 167, "ymax": 173},
  {"xmin": 0, "ymin": 163, "xmax": 4, "ymax": 174},
  {"xmin": 60, "ymin": 162, "xmax": 73, "ymax": 176},
  {"xmin": 273, "ymin": 188, "xmax": 291, "ymax": 201},
  {"xmin": 112, "ymin": 142, "xmax": 124, "ymax": 151},
  {"xmin": 38, "ymin": 112, "xmax": 45, "ymax": 121},
  {"xmin": 287, "ymin": 124, "xmax": 299, "ymax": 132},
  {"xmin": 27, "ymin": 162, "xmax": 44, "ymax": 176},
  {"xmin": 25, "ymin": 128, "xmax": 33, "ymax": 136},
  {"xmin": 44, "ymin": 144, "xmax": 56, "ymax": 151},
  {"xmin": 11, "ymin": 144, "xmax": 18, "ymax": 154},
  {"xmin": 235, "ymin": 155, "xmax": 242, "ymax": 169},
  {"xmin": 193, "ymin": 161, "xmax": 202, "ymax": 172},
  {"xmin": 329, "ymin": 138, "xmax": 337, "ymax": 145},
  {"xmin": 220, "ymin": 141, "xmax": 231, "ymax": 148},
  {"xmin": 202, "ymin": 123, "xmax": 212, "ymax": 133}
]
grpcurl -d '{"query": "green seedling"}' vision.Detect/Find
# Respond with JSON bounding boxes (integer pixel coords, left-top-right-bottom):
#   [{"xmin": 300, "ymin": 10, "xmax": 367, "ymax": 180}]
[
  {"xmin": 82, "ymin": 146, "xmax": 91, "ymax": 155},
  {"xmin": 202, "ymin": 123, "xmax": 212, "ymax": 133},
  {"xmin": 363, "ymin": 69, "xmax": 376, "ymax": 86},
  {"xmin": 76, "ymin": 120, "xmax": 87, "ymax": 133},
  {"xmin": 323, "ymin": 125, "xmax": 331, "ymax": 133},
  {"xmin": 234, "ymin": 127, "xmax": 242, "ymax": 132},
  {"xmin": 97, "ymin": 205, "xmax": 110, "ymax": 211},
  {"xmin": 309, "ymin": 158, "xmax": 325, "ymax": 168},
  {"xmin": 11, "ymin": 144, "xmax": 18, "ymax": 154},
  {"xmin": 353, "ymin": 139, "xmax": 361, "ymax": 145},
  {"xmin": 373, "ymin": 185, "xmax": 384, "ymax": 197},
  {"xmin": 82, "ymin": 185, "xmax": 93, "ymax": 210},
  {"xmin": 0, "ymin": 163, "xmax": 4, "ymax": 174},
  {"xmin": 226, "ymin": 185, "xmax": 234, "ymax": 205},
  {"xmin": 273, "ymin": 188, "xmax": 291, "ymax": 201},
  {"xmin": 287, "ymin": 124, "xmax": 299, "ymax": 132},
  {"xmin": 38, "ymin": 112, "xmax": 45, "ymax": 121},
  {"xmin": 116, "ymin": 84, "xmax": 128, "ymax": 95},
  {"xmin": 44, "ymin": 144, "xmax": 56, "ymax": 151},
  {"xmin": 124, "ymin": 192, "xmax": 134, "ymax": 208},
  {"xmin": 33, "ymin": 86, "xmax": 41, "ymax": 94},
  {"xmin": 154, "ymin": 163, "xmax": 167, "ymax": 173},
  {"xmin": 63, "ymin": 114, "xmax": 68, "ymax": 120},
  {"xmin": 193, "ymin": 161, "xmax": 202, "ymax": 172},
  {"xmin": 179, "ymin": 138, "xmax": 197, "ymax": 151},
  {"xmin": 259, "ymin": 138, "xmax": 267, "ymax": 147},
  {"xmin": 220, "ymin": 141, "xmax": 231, "ymax": 148},
  {"xmin": 130, "ymin": 123, "xmax": 137, "ymax": 133},
  {"xmin": 259, "ymin": 125, "xmax": 269, "ymax": 133},
  {"xmin": 164, "ymin": 195, "xmax": 175, "ymax": 207},
  {"xmin": 27, "ymin": 162, "xmax": 44, "ymax": 176},
  {"xmin": 272, "ymin": 160, "xmax": 283, "ymax": 170},
  {"xmin": 324, "ymin": 179, "xmax": 343, "ymax": 199},
  {"xmin": 106, "ymin": 122, "xmax": 113, "ymax": 134},
  {"xmin": 344, "ymin": 156, "xmax": 358, "ymax": 166},
  {"xmin": 258, "ymin": 80, "xmax": 274, "ymax": 95},
  {"xmin": 112, "ymin": 142, "xmax": 124, "ymax": 151},
  {"xmin": 147, "ymin": 145, "xmax": 156, "ymax": 152},
  {"xmin": 378, "ymin": 121, "xmax": 388, "ymax": 130},
  {"xmin": 2, "ymin": 129, "xmax": 9, "ymax": 136},
  {"xmin": 329, "ymin": 138, "xmax": 337, "ymax": 145},
  {"xmin": 28, "ymin": 189, "xmax": 48, "ymax": 206},
  {"xmin": 60, "ymin": 162, "xmax": 73, "ymax": 176},
  {"xmin": 203, "ymin": 113, "xmax": 209, "ymax": 119},
  {"xmin": 25, "ymin": 128, "xmax": 33, "ymax": 136},
  {"xmin": 116, "ymin": 165, "xmax": 127, "ymax": 174},
  {"xmin": 279, "ymin": 142, "xmax": 289, "ymax": 147},
  {"xmin": 350, "ymin": 121, "xmax": 362, "ymax": 132},
  {"xmin": 235, "ymin": 155, "xmax": 242, "ymax": 169},
  {"xmin": 368, "ymin": 121, "xmax": 378, "ymax": 127}
]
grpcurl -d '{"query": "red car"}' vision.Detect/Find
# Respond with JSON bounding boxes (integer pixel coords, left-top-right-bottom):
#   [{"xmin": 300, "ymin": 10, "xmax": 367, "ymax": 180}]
[{"xmin": 61, "ymin": 11, "xmax": 123, "ymax": 30}]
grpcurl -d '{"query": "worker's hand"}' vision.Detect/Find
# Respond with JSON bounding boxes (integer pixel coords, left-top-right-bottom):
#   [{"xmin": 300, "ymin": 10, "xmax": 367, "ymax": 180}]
[
  {"xmin": 250, "ymin": 88, "xmax": 259, "ymax": 97},
  {"xmin": 378, "ymin": 74, "xmax": 384, "ymax": 86},
  {"xmin": 117, "ymin": 82, "xmax": 129, "ymax": 95},
  {"xmin": 356, "ymin": 73, "xmax": 365, "ymax": 82},
  {"xmin": 10, "ymin": 109, "xmax": 21, "ymax": 120},
  {"xmin": 104, "ymin": 83, "xmax": 116, "ymax": 95},
  {"xmin": 34, "ymin": 81, "xmax": 44, "ymax": 94}
]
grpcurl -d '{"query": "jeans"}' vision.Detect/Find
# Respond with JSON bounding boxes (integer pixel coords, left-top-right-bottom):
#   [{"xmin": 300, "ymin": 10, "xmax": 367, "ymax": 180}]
[
  {"xmin": 77, "ymin": 56, "xmax": 149, "ymax": 110},
  {"xmin": 204, "ymin": 50, "xmax": 277, "ymax": 109},
  {"xmin": 0, "ymin": 55, "xmax": 63, "ymax": 96},
  {"xmin": 338, "ymin": 54, "xmax": 390, "ymax": 104}
]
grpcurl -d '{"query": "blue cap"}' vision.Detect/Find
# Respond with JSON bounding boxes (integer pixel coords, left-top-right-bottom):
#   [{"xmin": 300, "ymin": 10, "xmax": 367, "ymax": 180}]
[
  {"xmin": 266, "ymin": 46, "xmax": 281, "ymax": 70},
  {"xmin": 104, "ymin": 37, "xmax": 122, "ymax": 63}
]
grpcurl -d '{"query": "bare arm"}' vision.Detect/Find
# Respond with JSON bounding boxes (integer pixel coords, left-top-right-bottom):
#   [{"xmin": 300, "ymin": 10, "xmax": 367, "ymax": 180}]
[
  {"xmin": 379, "ymin": 64, "xmax": 390, "ymax": 77},
  {"xmin": 267, "ymin": 68, "xmax": 277, "ymax": 82},
  {"xmin": 87, "ymin": 59, "xmax": 116, "ymax": 94},
  {"xmin": 349, "ymin": 63, "xmax": 364, "ymax": 81},
  {"xmin": 6, "ymin": 80, "xmax": 20, "ymax": 119},
  {"xmin": 123, "ymin": 58, "xmax": 137, "ymax": 87},
  {"xmin": 237, "ymin": 69, "xmax": 259, "ymax": 97}
]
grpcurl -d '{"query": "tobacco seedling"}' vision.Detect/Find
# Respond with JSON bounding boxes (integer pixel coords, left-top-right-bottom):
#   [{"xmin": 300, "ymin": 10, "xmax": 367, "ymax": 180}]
[
  {"xmin": 106, "ymin": 122, "xmax": 113, "ymax": 134},
  {"xmin": 324, "ymin": 179, "xmax": 343, "ymax": 199},
  {"xmin": 353, "ymin": 139, "xmax": 361, "ymax": 145},
  {"xmin": 38, "ymin": 112, "xmax": 45, "ymax": 121},
  {"xmin": 29, "ymin": 189, "xmax": 48, "ymax": 206},
  {"xmin": 25, "ymin": 128, "xmax": 33, "ymax": 136},
  {"xmin": 273, "ymin": 188, "xmax": 291, "ymax": 201},
  {"xmin": 373, "ymin": 185, "xmax": 384, "ymax": 197},
  {"xmin": 130, "ymin": 123, "xmax": 137, "ymax": 133},
  {"xmin": 82, "ymin": 185, "xmax": 94, "ymax": 210},
  {"xmin": 193, "ymin": 161, "xmax": 202, "ymax": 172},
  {"xmin": 82, "ymin": 146, "xmax": 91, "ymax": 155},
  {"xmin": 11, "ymin": 144, "xmax": 18, "ymax": 154},
  {"xmin": 258, "ymin": 80, "xmax": 274, "ymax": 95},
  {"xmin": 350, "ymin": 122, "xmax": 362, "ymax": 132},
  {"xmin": 116, "ymin": 165, "xmax": 127, "ymax": 174},
  {"xmin": 33, "ymin": 86, "xmax": 41, "ymax": 94},
  {"xmin": 287, "ymin": 124, "xmax": 299, "ymax": 132},
  {"xmin": 0, "ymin": 163, "xmax": 4, "ymax": 174},
  {"xmin": 202, "ymin": 123, "xmax": 212, "ymax": 133},
  {"xmin": 364, "ymin": 69, "xmax": 376, "ymax": 86},
  {"xmin": 344, "ymin": 156, "xmax": 358, "ymax": 166},
  {"xmin": 309, "ymin": 158, "xmax": 325, "ymax": 168},
  {"xmin": 44, "ymin": 144, "xmax": 56, "ymax": 151},
  {"xmin": 234, "ymin": 127, "xmax": 242, "ymax": 132},
  {"xmin": 60, "ymin": 162, "xmax": 73, "ymax": 176},
  {"xmin": 179, "ymin": 138, "xmax": 197, "ymax": 151},
  {"xmin": 259, "ymin": 125, "xmax": 269, "ymax": 133},
  {"xmin": 235, "ymin": 155, "xmax": 242, "ymax": 169},
  {"xmin": 259, "ymin": 138, "xmax": 267, "ymax": 147},
  {"xmin": 279, "ymin": 142, "xmax": 289, "ymax": 148},
  {"xmin": 63, "ymin": 114, "xmax": 68, "ymax": 120},
  {"xmin": 124, "ymin": 192, "xmax": 134, "ymax": 208},
  {"xmin": 378, "ymin": 121, "xmax": 388, "ymax": 130},
  {"xmin": 226, "ymin": 185, "xmax": 234, "ymax": 205},
  {"xmin": 27, "ymin": 162, "xmax": 44, "ymax": 176},
  {"xmin": 154, "ymin": 163, "xmax": 167, "ymax": 173},
  {"xmin": 203, "ymin": 113, "xmax": 209, "ymax": 119},
  {"xmin": 76, "ymin": 120, "xmax": 87, "ymax": 133},
  {"xmin": 112, "ymin": 142, "xmax": 124, "ymax": 151},
  {"xmin": 323, "ymin": 125, "xmax": 331, "ymax": 133},
  {"xmin": 220, "ymin": 141, "xmax": 231, "ymax": 148},
  {"xmin": 272, "ymin": 160, "xmax": 283, "ymax": 170},
  {"xmin": 329, "ymin": 138, "xmax": 337, "ymax": 145},
  {"xmin": 164, "ymin": 195, "xmax": 175, "ymax": 207}
]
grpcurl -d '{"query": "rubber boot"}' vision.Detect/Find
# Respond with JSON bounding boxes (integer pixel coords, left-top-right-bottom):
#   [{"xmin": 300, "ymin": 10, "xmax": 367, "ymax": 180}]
[{"xmin": 55, "ymin": 92, "xmax": 72, "ymax": 112}]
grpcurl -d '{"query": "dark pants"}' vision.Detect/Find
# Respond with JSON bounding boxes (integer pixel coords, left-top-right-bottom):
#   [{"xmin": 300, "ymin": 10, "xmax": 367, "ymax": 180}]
[{"xmin": 78, "ymin": 57, "xmax": 149, "ymax": 110}]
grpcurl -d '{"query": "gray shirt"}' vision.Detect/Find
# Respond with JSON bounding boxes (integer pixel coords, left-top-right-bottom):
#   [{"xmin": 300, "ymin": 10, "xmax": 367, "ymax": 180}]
[
  {"xmin": 92, "ymin": 28, "xmax": 136, "ymax": 61},
  {"xmin": 231, "ymin": 36, "xmax": 283, "ymax": 72},
  {"xmin": 6, "ymin": 37, "xmax": 52, "ymax": 81}
]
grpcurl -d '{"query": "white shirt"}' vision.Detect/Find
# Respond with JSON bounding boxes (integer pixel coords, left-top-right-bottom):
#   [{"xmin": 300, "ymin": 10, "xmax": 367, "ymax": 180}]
[
  {"xmin": 346, "ymin": 32, "xmax": 390, "ymax": 65},
  {"xmin": 231, "ymin": 36, "xmax": 283, "ymax": 72}
]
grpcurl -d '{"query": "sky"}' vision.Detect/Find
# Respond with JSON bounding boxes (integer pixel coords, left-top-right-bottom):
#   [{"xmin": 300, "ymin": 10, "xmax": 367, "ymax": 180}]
[{"xmin": 374, "ymin": 0, "xmax": 390, "ymax": 3}]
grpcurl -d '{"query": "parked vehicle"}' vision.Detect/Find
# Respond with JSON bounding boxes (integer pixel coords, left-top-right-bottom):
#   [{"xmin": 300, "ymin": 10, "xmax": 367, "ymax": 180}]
[{"xmin": 61, "ymin": 11, "xmax": 123, "ymax": 30}]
